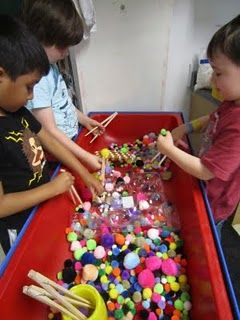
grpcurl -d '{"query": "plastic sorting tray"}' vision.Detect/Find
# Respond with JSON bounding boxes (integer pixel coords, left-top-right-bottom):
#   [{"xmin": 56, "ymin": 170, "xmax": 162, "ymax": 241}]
[{"xmin": 0, "ymin": 112, "xmax": 234, "ymax": 320}]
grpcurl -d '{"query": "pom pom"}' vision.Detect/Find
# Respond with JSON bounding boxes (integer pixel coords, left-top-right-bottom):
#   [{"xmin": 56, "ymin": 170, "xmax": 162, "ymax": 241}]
[
  {"xmin": 123, "ymin": 252, "xmax": 140, "ymax": 269},
  {"xmin": 138, "ymin": 269, "xmax": 155, "ymax": 288},
  {"xmin": 161, "ymin": 258, "xmax": 178, "ymax": 276},
  {"xmin": 101, "ymin": 233, "xmax": 114, "ymax": 248},
  {"xmin": 145, "ymin": 256, "xmax": 162, "ymax": 271}
]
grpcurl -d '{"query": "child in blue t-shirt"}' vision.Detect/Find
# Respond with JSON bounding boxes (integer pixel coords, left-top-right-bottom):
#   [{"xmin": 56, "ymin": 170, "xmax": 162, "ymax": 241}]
[{"xmin": 22, "ymin": 0, "xmax": 104, "ymax": 171}]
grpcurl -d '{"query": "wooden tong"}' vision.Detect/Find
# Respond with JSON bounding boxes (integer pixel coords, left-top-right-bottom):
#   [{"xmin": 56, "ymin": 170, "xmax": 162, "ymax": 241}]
[
  {"xmin": 23, "ymin": 270, "xmax": 93, "ymax": 320},
  {"xmin": 85, "ymin": 112, "xmax": 118, "ymax": 144},
  {"xmin": 60, "ymin": 169, "xmax": 83, "ymax": 206}
]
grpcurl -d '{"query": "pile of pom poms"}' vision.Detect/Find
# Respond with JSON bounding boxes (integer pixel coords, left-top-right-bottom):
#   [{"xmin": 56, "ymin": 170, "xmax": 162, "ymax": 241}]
[
  {"xmin": 51, "ymin": 226, "xmax": 191, "ymax": 320},
  {"xmin": 94, "ymin": 131, "xmax": 172, "ymax": 180}
]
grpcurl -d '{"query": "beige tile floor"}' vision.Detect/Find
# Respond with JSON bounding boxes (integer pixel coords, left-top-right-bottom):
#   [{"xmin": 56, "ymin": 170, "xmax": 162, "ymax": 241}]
[
  {"xmin": 232, "ymin": 203, "xmax": 240, "ymax": 235},
  {"xmin": 233, "ymin": 224, "xmax": 240, "ymax": 236},
  {"xmin": 0, "ymin": 244, "xmax": 5, "ymax": 264}
]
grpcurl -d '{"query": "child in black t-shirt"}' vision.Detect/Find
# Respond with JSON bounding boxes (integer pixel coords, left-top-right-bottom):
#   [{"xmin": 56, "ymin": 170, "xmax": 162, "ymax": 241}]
[{"xmin": 0, "ymin": 15, "xmax": 103, "ymax": 254}]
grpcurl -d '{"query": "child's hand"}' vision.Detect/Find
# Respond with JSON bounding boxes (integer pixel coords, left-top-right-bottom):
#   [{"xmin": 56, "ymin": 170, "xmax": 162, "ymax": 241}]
[
  {"xmin": 50, "ymin": 172, "xmax": 75, "ymax": 195},
  {"xmin": 87, "ymin": 154, "xmax": 102, "ymax": 171},
  {"xmin": 83, "ymin": 173, "xmax": 104, "ymax": 196},
  {"xmin": 157, "ymin": 131, "xmax": 174, "ymax": 155},
  {"xmin": 80, "ymin": 152, "xmax": 102, "ymax": 171},
  {"xmin": 80, "ymin": 114, "xmax": 105, "ymax": 136},
  {"xmin": 171, "ymin": 124, "xmax": 187, "ymax": 142}
]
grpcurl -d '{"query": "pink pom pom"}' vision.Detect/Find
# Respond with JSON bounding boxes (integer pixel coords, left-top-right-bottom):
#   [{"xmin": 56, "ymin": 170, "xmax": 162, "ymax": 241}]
[
  {"xmin": 138, "ymin": 269, "xmax": 155, "ymax": 288},
  {"xmin": 145, "ymin": 256, "xmax": 162, "ymax": 271},
  {"xmin": 151, "ymin": 292, "xmax": 161, "ymax": 303},
  {"xmin": 161, "ymin": 258, "xmax": 178, "ymax": 276},
  {"xmin": 94, "ymin": 246, "xmax": 106, "ymax": 259},
  {"xmin": 148, "ymin": 312, "xmax": 157, "ymax": 320},
  {"xmin": 83, "ymin": 201, "xmax": 91, "ymax": 211},
  {"xmin": 136, "ymin": 192, "xmax": 147, "ymax": 201},
  {"xmin": 112, "ymin": 170, "xmax": 121, "ymax": 177},
  {"xmin": 123, "ymin": 175, "xmax": 130, "ymax": 184},
  {"xmin": 74, "ymin": 261, "xmax": 82, "ymax": 271}
]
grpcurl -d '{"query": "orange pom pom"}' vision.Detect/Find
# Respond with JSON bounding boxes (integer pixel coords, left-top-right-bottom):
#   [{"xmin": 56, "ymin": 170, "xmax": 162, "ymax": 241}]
[{"xmin": 115, "ymin": 233, "xmax": 125, "ymax": 246}]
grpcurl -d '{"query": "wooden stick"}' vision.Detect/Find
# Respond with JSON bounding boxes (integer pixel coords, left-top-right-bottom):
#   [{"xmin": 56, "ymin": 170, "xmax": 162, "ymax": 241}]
[
  {"xmin": 28, "ymin": 270, "xmax": 91, "ymax": 307},
  {"xmin": 150, "ymin": 152, "xmax": 161, "ymax": 163},
  {"xmin": 23, "ymin": 286, "xmax": 80, "ymax": 320},
  {"xmin": 69, "ymin": 188, "xmax": 77, "ymax": 205},
  {"xmin": 85, "ymin": 112, "xmax": 118, "ymax": 136},
  {"xmin": 89, "ymin": 133, "xmax": 100, "ymax": 144},
  {"xmin": 158, "ymin": 154, "xmax": 167, "ymax": 166},
  {"xmin": 102, "ymin": 111, "xmax": 118, "ymax": 124},
  {"xmin": 30, "ymin": 285, "xmax": 91, "ymax": 308},
  {"xmin": 89, "ymin": 112, "xmax": 118, "ymax": 143},
  {"xmin": 60, "ymin": 169, "xmax": 83, "ymax": 205},
  {"xmin": 28, "ymin": 280, "xmax": 86, "ymax": 320},
  {"xmin": 102, "ymin": 112, "xmax": 118, "ymax": 128},
  {"xmin": 71, "ymin": 185, "xmax": 83, "ymax": 205}
]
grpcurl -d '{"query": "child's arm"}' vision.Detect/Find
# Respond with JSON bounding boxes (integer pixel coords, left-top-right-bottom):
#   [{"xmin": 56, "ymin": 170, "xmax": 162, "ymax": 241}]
[
  {"xmin": 31, "ymin": 108, "xmax": 101, "ymax": 170},
  {"xmin": 157, "ymin": 131, "xmax": 214, "ymax": 180},
  {"xmin": 0, "ymin": 172, "xmax": 74, "ymax": 218},
  {"xmin": 171, "ymin": 115, "xmax": 210, "ymax": 142},
  {"xmin": 37, "ymin": 127, "xmax": 104, "ymax": 195},
  {"xmin": 76, "ymin": 109, "xmax": 105, "ymax": 133}
]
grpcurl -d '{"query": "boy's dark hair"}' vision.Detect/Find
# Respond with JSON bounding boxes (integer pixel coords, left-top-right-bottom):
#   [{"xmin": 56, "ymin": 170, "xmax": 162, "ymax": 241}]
[
  {"xmin": 207, "ymin": 14, "xmax": 240, "ymax": 65},
  {"xmin": 0, "ymin": 15, "xmax": 49, "ymax": 80},
  {"xmin": 22, "ymin": 0, "xmax": 83, "ymax": 49}
]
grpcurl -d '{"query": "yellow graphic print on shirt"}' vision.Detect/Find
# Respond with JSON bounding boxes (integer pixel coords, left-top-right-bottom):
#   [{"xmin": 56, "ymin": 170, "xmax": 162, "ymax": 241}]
[{"xmin": 4, "ymin": 117, "xmax": 46, "ymax": 186}]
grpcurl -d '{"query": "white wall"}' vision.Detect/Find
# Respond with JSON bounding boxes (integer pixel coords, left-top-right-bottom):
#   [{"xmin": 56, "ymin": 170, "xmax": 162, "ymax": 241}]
[
  {"xmin": 164, "ymin": 0, "xmax": 240, "ymax": 117},
  {"xmin": 163, "ymin": 0, "xmax": 194, "ymax": 116},
  {"xmin": 73, "ymin": 0, "xmax": 175, "ymax": 113},
  {"xmin": 193, "ymin": 0, "xmax": 240, "ymax": 56},
  {"xmin": 72, "ymin": 0, "xmax": 240, "ymax": 116}
]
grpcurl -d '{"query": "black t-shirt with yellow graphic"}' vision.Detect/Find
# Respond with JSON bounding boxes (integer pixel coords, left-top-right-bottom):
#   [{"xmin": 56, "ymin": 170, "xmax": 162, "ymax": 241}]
[{"xmin": 0, "ymin": 107, "xmax": 50, "ymax": 230}]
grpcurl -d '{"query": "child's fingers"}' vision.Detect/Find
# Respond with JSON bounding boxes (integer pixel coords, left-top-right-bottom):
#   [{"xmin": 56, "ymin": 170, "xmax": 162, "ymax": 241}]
[
  {"xmin": 59, "ymin": 171, "xmax": 75, "ymax": 186},
  {"xmin": 97, "ymin": 156, "xmax": 102, "ymax": 164}
]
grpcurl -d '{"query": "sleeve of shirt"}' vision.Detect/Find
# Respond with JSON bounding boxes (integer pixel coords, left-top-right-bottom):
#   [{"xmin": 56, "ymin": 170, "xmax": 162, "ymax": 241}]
[
  {"xmin": 26, "ymin": 72, "xmax": 52, "ymax": 110},
  {"xmin": 201, "ymin": 110, "xmax": 240, "ymax": 181},
  {"xmin": 21, "ymin": 107, "xmax": 42, "ymax": 134},
  {"xmin": 0, "ymin": 144, "xmax": 3, "ymax": 183}
]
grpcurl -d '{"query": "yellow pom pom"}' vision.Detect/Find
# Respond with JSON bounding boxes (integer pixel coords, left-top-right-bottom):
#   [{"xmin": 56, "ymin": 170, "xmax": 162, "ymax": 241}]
[
  {"xmin": 100, "ymin": 148, "xmax": 110, "ymax": 159},
  {"xmin": 109, "ymin": 288, "xmax": 118, "ymax": 299},
  {"xmin": 178, "ymin": 274, "xmax": 187, "ymax": 284},
  {"xmin": 169, "ymin": 242, "xmax": 177, "ymax": 250},
  {"xmin": 170, "ymin": 281, "xmax": 180, "ymax": 292},
  {"xmin": 143, "ymin": 288, "xmax": 152, "ymax": 299},
  {"xmin": 105, "ymin": 265, "xmax": 113, "ymax": 274}
]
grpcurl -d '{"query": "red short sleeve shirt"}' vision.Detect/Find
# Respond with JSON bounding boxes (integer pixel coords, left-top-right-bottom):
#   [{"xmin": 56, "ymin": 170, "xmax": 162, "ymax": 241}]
[{"xmin": 200, "ymin": 101, "xmax": 240, "ymax": 222}]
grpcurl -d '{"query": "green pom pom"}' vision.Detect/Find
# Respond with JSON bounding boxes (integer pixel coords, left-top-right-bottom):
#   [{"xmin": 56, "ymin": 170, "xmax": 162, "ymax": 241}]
[
  {"xmin": 160, "ymin": 128, "xmax": 167, "ymax": 136},
  {"xmin": 67, "ymin": 232, "xmax": 78, "ymax": 242},
  {"xmin": 114, "ymin": 309, "xmax": 124, "ymax": 319},
  {"xmin": 174, "ymin": 298, "xmax": 184, "ymax": 310}
]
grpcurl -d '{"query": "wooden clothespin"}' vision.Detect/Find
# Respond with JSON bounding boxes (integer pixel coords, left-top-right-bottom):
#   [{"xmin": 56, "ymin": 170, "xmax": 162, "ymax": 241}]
[{"xmin": 23, "ymin": 270, "xmax": 93, "ymax": 320}]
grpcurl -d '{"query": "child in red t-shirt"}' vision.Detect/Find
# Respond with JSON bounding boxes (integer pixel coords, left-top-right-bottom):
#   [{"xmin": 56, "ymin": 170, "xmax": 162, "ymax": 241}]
[
  {"xmin": 157, "ymin": 14, "xmax": 240, "ymax": 225},
  {"xmin": 157, "ymin": 15, "xmax": 240, "ymax": 304}
]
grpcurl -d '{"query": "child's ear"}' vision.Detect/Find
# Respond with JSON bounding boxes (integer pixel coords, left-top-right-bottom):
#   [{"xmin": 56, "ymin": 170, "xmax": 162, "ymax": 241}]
[{"xmin": 0, "ymin": 67, "xmax": 8, "ymax": 80}]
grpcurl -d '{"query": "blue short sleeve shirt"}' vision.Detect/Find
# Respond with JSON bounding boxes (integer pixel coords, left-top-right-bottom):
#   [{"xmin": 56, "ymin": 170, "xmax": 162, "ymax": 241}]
[{"xmin": 27, "ymin": 64, "xmax": 78, "ymax": 139}]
